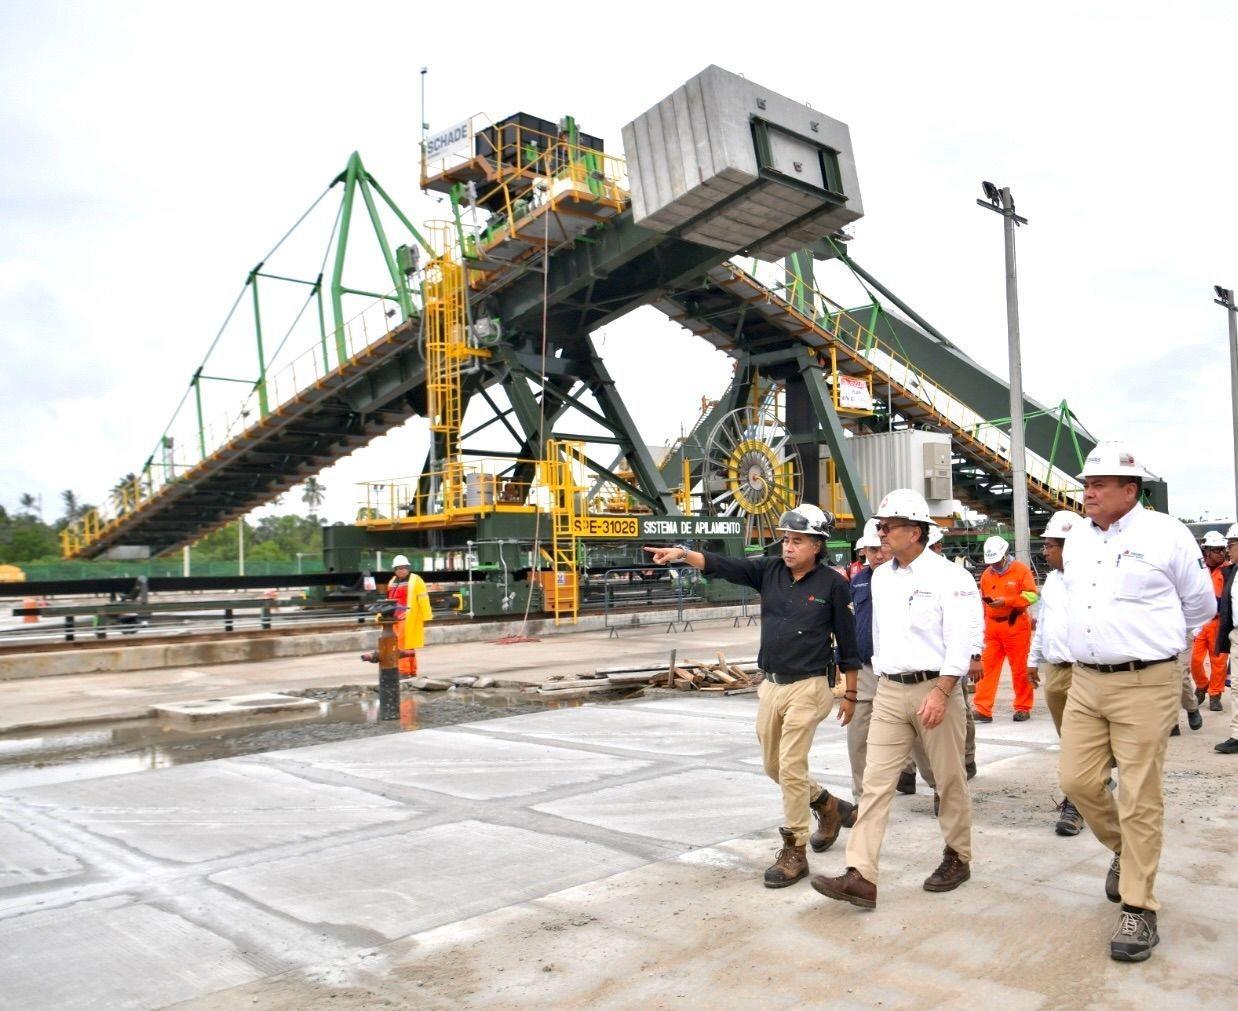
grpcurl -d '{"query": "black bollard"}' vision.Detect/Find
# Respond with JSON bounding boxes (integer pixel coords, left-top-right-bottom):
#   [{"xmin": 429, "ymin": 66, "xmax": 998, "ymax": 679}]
[{"xmin": 376, "ymin": 613, "xmax": 400, "ymax": 720}]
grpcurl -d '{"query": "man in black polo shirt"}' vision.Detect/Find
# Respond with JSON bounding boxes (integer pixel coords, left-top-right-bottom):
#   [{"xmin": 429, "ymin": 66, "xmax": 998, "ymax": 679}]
[{"xmin": 644, "ymin": 503, "xmax": 860, "ymax": 888}]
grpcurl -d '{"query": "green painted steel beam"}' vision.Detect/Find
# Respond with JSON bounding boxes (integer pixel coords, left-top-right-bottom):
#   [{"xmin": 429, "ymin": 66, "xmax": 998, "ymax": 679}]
[{"xmin": 797, "ymin": 358, "xmax": 872, "ymax": 523}]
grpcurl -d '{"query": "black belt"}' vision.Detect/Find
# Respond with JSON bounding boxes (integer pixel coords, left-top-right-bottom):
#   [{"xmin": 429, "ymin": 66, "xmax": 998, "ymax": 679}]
[
  {"xmin": 764, "ymin": 670, "xmax": 829, "ymax": 685},
  {"xmin": 1077, "ymin": 658, "xmax": 1176, "ymax": 673},
  {"xmin": 884, "ymin": 670, "xmax": 940, "ymax": 684}
]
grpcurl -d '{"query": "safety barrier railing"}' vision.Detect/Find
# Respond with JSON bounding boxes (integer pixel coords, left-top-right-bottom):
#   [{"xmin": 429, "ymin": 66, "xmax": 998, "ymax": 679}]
[
  {"xmin": 62, "ymin": 286, "xmax": 423, "ymax": 557},
  {"xmin": 723, "ymin": 260, "xmax": 1083, "ymax": 508},
  {"xmin": 355, "ymin": 457, "xmax": 545, "ymax": 525}
]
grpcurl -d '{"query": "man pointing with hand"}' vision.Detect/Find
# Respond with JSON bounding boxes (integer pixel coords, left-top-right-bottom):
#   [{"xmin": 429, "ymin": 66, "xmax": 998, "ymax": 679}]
[{"xmin": 644, "ymin": 502, "xmax": 859, "ymax": 890}]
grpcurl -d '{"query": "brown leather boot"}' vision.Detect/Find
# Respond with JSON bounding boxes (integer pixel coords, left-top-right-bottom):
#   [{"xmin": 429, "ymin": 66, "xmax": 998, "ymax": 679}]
[
  {"xmin": 764, "ymin": 827, "xmax": 809, "ymax": 888},
  {"xmin": 811, "ymin": 867, "xmax": 877, "ymax": 909},
  {"xmin": 923, "ymin": 845, "xmax": 971, "ymax": 892},
  {"xmin": 809, "ymin": 790, "xmax": 856, "ymax": 852},
  {"xmin": 1209, "ymin": 694, "xmax": 1224, "ymax": 711}
]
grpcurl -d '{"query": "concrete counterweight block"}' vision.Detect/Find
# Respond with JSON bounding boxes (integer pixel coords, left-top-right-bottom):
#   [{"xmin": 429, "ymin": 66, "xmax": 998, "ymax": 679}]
[{"xmin": 622, "ymin": 64, "xmax": 863, "ymax": 260}]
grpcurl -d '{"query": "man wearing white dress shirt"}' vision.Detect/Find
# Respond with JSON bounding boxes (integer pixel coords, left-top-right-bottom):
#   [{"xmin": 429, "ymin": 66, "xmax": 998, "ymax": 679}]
[
  {"xmin": 812, "ymin": 489, "xmax": 982, "ymax": 909},
  {"xmin": 1027, "ymin": 510, "xmax": 1082, "ymax": 836},
  {"xmin": 1059, "ymin": 442, "xmax": 1215, "ymax": 962}
]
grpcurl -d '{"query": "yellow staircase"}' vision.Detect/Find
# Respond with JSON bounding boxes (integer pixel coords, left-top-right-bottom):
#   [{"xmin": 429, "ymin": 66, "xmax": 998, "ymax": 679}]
[
  {"xmin": 423, "ymin": 223, "xmax": 469, "ymax": 511},
  {"xmin": 540, "ymin": 439, "xmax": 586, "ymax": 626}
]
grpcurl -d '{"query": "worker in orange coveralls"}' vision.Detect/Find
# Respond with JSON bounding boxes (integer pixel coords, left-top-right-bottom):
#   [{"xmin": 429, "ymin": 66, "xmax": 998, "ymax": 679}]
[
  {"xmin": 974, "ymin": 535, "xmax": 1039, "ymax": 723},
  {"xmin": 1190, "ymin": 530, "xmax": 1230, "ymax": 710}
]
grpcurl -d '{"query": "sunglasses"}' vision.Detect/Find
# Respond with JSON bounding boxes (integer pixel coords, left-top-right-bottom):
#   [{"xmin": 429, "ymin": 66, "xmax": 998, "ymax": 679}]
[{"xmin": 875, "ymin": 521, "xmax": 914, "ymax": 534}]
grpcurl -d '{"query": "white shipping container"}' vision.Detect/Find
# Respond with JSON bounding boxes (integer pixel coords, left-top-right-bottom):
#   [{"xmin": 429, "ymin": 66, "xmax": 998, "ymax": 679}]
[{"xmin": 822, "ymin": 430, "xmax": 955, "ymax": 517}]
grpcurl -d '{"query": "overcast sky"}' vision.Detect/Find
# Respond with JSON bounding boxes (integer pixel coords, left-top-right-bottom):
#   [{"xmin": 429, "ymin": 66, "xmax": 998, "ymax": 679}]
[{"xmin": 3, "ymin": 0, "xmax": 1237, "ymax": 530}]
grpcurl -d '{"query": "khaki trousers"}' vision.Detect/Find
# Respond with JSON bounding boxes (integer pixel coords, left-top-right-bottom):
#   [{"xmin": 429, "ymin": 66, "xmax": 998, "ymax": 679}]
[
  {"xmin": 1059, "ymin": 661, "xmax": 1179, "ymax": 911},
  {"xmin": 1041, "ymin": 661, "xmax": 1074, "ymax": 736},
  {"xmin": 848, "ymin": 664, "xmax": 933, "ymax": 803},
  {"xmin": 845, "ymin": 677, "xmax": 971, "ymax": 883},
  {"xmin": 1177, "ymin": 648, "xmax": 1199, "ymax": 714},
  {"xmin": 756, "ymin": 675, "xmax": 833, "ymax": 846}
]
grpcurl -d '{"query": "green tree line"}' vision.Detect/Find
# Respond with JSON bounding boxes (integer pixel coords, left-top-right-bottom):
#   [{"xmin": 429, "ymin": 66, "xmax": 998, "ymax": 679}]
[{"xmin": 0, "ymin": 478, "xmax": 327, "ymax": 566}]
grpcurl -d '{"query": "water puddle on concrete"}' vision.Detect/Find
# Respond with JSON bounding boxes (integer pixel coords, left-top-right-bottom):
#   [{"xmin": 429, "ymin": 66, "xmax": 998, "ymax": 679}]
[{"xmin": 0, "ymin": 686, "xmax": 643, "ymax": 791}]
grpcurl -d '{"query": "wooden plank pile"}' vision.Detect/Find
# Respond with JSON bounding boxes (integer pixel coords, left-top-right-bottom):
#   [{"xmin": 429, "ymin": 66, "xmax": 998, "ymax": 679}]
[{"xmin": 536, "ymin": 650, "xmax": 760, "ymax": 696}]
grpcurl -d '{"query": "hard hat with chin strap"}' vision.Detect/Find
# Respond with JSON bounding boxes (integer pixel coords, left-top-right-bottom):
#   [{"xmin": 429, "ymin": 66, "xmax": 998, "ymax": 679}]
[{"xmin": 983, "ymin": 535, "xmax": 1010, "ymax": 564}]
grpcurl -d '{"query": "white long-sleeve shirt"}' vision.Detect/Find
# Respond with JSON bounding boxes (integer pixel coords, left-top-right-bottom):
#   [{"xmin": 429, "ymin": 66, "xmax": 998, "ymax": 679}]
[
  {"xmin": 1028, "ymin": 568, "xmax": 1071, "ymax": 666},
  {"xmin": 1063, "ymin": 505, "xmax": 1215, "ymax": 665},
  {"xmin": 872, "ymin": 546, "xmax": 983, "ymax": 680}
]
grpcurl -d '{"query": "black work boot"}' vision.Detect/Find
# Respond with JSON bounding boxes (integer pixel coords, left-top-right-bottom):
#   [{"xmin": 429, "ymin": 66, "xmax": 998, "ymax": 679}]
[
  {"xmin": 896, "ymin": 769, "xmax": 916, "ymax": 795},
  {"xmin": 923, "ymin": 845, "xmax": 971, "ymax": 892},
  {"xmin": 1215, "ymin": 737, "xmax": 1238, "ymax": 754},
  {"xmin": 1110, "ymin": 906, "xmax": 1159, "ymax": 962},
  {"xmin": 1188, "ymin": 709, "xmax": 1203, "ymax": 731},
  {"xmin": 809, "ymin": 790, "xmax": 855, "ymax": 852},
  {"xmin": 1105, "ymin": 853, "xmax": 1121, "ymax": 903},
  {"xmin": 1055, "ymin": 797, "xmax": 1083, "ymax": 836},
  {"xmin": 1209, "ymin": 694, "xmax": 1224, "ymax": 711},
  {"xmin": 965, "ymin": 760, "xmax": 977, "ymax": 780},
  {"xmin": 1195, "ymin": 687, "xmax": 1207, "ymax": 705},
  {"xmin": 764, "ymin": 826, "xmax": 809, "ymax": 888}
]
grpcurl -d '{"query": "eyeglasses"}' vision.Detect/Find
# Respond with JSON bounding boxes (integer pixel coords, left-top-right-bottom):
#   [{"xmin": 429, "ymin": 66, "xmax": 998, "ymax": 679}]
[
  {"xmin": 777, "ymin": 510, "xmax": 811, "ymax": 531},
  {"xmin": 875, "ymin": 521, "xmax": 913, "ymax": 534}
]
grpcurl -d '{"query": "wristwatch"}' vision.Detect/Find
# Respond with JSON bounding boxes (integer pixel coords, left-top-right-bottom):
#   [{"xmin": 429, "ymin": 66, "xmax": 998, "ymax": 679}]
[{"xmin": 675, "ymin": 543, "xmax": 692, "ymax": 562}]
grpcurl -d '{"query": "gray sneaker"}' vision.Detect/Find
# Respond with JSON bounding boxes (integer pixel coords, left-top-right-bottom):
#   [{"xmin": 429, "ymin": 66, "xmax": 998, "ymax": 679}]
[
  {"xmin": 1105, "ymin": 854, "xmax": 1121, "ymax": 903},
  {"xmin": 1110, "ymin": 907, "xmax": 1159, "ymax": 962}
]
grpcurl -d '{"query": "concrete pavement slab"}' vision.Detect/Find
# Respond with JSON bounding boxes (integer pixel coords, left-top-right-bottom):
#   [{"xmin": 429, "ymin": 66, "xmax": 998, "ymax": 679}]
[
  {"xmin": 209, "ymin": 819, "xmax": 646, "ymax": 941},
  {"xmin": 258, "ymin": 728, "xmax": 653, "ymax": 800},
  {"xmin": 0, "ymin": 895, "xmax": 265, "ymax": 1011},
  {"xmin": 465, "ymin": 704, "xmax": 755, "ymax": 756},
  {"xmin": 8, "ymin": 760, "xmax": 411, "ymax": 863},
  {"xmin": 533, "ymin": 768, "xmax": 778, "ymax": 845},
  {"xmin": 0, "ymin": 819, "xmax": 84, "ymax": 891}
]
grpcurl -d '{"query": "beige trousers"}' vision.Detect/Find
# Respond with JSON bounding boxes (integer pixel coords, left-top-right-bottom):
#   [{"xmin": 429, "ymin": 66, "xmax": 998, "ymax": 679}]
[
  {"xmin": 1059, "ymin": 661, "xmax": 1179, "ymax": 911},
  {"xmin": 1177, "ymin": 648, "xmax": 1199, "ymax": 714},
  {"xmin": 1041, "ymin": 661, "xmax": 1074, "ymax": 736},
  {"xmin": 845, "ymin": 677, "xmax": 971, "ymax": 883},
  {"xmin": 849, "ymin": 665, "xmax": 932, "ymax": 803},
  {"xmin": 756, "ymin": 675, "xmax": 833, "ymax": 846}
]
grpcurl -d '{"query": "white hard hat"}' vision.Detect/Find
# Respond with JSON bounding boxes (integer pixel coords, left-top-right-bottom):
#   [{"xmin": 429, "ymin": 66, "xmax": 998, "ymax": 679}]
[
  {"xmin": 1226, "ymin": 523, "xmax": 1238, "ymax": 541},
  {"xmin": 855, "ymin": 517, "xmax": 881, "ymax": 549},
  {"xmin": 776, "ymin": 503, "xmax": 833, "ymax": 537},
  {"xmin": 391, "ymin": 554, "xmax": 411, "ymax": 569},
  {"xmin": 1201, "ymin": 530, "xmax": 1227, "ymax": 549},
  {"xmin": 1041, "ymin": 510, "xmax": 1077, "ymax": 540},
  {"xmin": 983, "ymin": 535, "xmax": 1010, "ymax": 564},
  {"xmin": 1077, "ymin": 440, "xmax": 1149, "ymax": 479},
  {"xmin": 927, "ymin": 524, "xmax": 945, "ymax": 547},
  {"xmin": 873, "ymin": 488, "xmax": 932, "ymax": 524}
]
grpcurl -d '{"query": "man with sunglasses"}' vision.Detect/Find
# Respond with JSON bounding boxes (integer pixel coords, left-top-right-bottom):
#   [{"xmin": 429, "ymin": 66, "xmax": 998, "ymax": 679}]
[
  {"xmin": 644, "ymin": 502, "xmax": 860, "ymax": 889},
  {"xmin": 811, "ymin": 488, "xmax": 981, "ymax": 909}
]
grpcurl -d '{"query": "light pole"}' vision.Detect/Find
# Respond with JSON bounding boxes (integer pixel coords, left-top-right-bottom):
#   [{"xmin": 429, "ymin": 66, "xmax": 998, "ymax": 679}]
[
  {"xmin": 1216, "ymin": 285, "xmax": 1238, "ymax": 521},
  {"xmin": 978, "ymin": 182, "xmax": 1031, "ymax": 566}
]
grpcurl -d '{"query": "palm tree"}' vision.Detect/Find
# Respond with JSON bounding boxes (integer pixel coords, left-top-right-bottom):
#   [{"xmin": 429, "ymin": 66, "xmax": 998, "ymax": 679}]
[
  {"xmin": 18, "ymin": 493, "xmax": 38, "ymax": 518},
  {"xmin": 301, "ymin": 477, "xmax": 325, "ymax": 521},
  {"xmin": 61, "ymin": 489, "xmax": 80, "ymax": 522}
]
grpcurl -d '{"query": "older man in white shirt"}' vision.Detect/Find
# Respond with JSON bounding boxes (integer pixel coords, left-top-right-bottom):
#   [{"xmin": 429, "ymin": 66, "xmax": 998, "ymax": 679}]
[
  {"xmin": 812, "ymin": 489, "xmax": 982, "ymax": 909},
  {"xmin": 1059, "ymin": 443, "xmax": 1215, "ymax": 962}
]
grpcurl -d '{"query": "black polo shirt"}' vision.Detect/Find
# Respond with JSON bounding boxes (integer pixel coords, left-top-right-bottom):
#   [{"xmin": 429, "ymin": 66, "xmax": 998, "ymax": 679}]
[{"xmin": 701, "ymin": 551, "xmax": 860, "ymax": 676}]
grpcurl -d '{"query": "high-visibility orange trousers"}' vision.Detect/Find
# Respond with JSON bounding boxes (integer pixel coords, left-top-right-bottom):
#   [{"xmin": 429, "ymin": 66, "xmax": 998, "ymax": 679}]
[
  {"xmin": 1190, "ymin": 618, "xmax": 1228, "ymax": 697},
  {"xmin": 396, "ymin": 619, "xmax": 418, "ymax": 678},
  {"xmin": 975, "ymin": 617, "xmax": 1034, "ymax": 716}
]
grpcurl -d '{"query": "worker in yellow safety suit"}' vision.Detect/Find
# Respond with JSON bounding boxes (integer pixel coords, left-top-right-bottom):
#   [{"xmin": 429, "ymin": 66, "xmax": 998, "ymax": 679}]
[{"xmin": 387, "ymin": 555, "xmax": 432, "ymax": 676}]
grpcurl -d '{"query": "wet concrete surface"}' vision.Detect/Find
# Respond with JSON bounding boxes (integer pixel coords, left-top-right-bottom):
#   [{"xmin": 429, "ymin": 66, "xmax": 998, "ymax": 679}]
[{"xmin": 0, "ymin": 685, "xmax": 639, "ymax": 792}]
